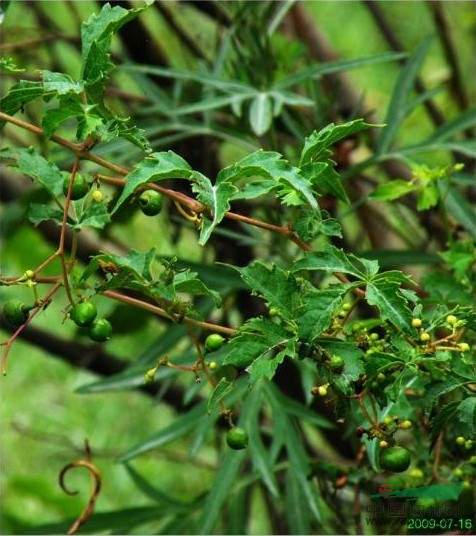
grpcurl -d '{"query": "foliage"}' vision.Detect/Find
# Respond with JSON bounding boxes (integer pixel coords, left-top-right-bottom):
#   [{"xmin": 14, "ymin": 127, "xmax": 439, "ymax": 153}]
[{"xmin": 1, "ymin": 1, "xmax": 475, "ymax": 534}]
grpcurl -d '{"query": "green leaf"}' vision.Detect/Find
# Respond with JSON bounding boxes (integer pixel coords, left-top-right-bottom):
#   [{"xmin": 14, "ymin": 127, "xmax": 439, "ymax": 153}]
[
  {"xmin": 80, "ymin": 248, "xmax": 156, "ymax": 284},
  {"xmin": 430, "ymin": 401, "xmax": 460, "ymax": 450},
  {"xmin": 119, "ymin": 402, "xmax": 208, "ymax": 462},
  {"xmin": 0, "ymin": 146, "xmax": 64, "ymax": 198},
  {"xmin": 218, "ymin": 150, "xmax": 318, "ymax": 210},
  {"xmin": 249, "ymin": 92, "xmax": 273, "ymax": 135},
  {"xmin": 207, "ymin": 377, "xmax": 234, "ymax": 414},
  {"xmin": 0, "ymin": 81, "xmax": 45, "ymax": 128},
  {"xmin": 301, "ymin": 119, "xmax": 375, "ymax": 167},
  {"xmin": 457, "ymin": 397, "xmax": 476, "ymax": 437},
  {"xmin": 317, "ymin": 340, "xmax": 365, "ymax": 395},
  {"xmin": 173, "ymin": 269, "xmax": 221, "ymax": 306},
  {"xmin": 426, "ymin": 107, "xmax": 476, "ymax": 143},
  {"xmin": 377, "ymin": 38, "xmax": 432, "ymax": 155},
  {"xmin": 416, "ymin": 181, "xmax": 439, "ymax": 210},
  {"xmin": 237, "ymin": 262, "xmax": 300, "ymax": 318},
  {"xmin": 27, "ymin": 203, "xmax": 65, "ymax": 226},
  {"xmin": 41, "ymin": 96, "xmax": 85, "ymax": 138},
  {"xmin": 272, "ymin": 388, "xmax": 334, "ymax": 428},
  {"xmin": 366, "ymin": 281, "xmax": 413, "ymax": 331},
  {"xmin": 74, "ymin": 198, "xmax": 111, "ymax": 229},
  {"xmin": 247, "ymin": 341, "xmax": 294, "ymax": 385},
  {"xmin": 81, "ymin": 2, "xmax": 151, "ymax": 103},
  {"xmin": 112, "ymin": 151, "xmax": 194, "ymax": 214},
  {"xmin": 292, "ymin": 244, "xmax": 378, "ymax": 280},
  {"xmin": 297, "ymin": 287, "xmax": 347, "ymax": 342},
  {"xmin": 41, "ymin": 70, "xmax": 84, "ymax": 95},
  {"xmin": 370, "ymin": 179, "xmax": 415, "ymax": 201},
  {"xmin": 224, "ymin": 317, "xmax": 295, "ymax": 369},
  {"xmin": 285, "ymin": 469, "xmax": 311, "ymax": 534},
  {"xmin": 444, "ymin": 188, "xmax": 476, "ymax": 240}
]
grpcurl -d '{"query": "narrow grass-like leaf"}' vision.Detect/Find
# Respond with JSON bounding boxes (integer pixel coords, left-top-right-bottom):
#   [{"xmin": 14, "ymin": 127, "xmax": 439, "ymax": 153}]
[
  {"xmin": 377, "ymin": 38, "xmax": 432, "ymax": 155},
  {"xmin": 249, "ymin": 92, "xmax": 272, "ymax": 135},
  {"xmin": 119, "ymin": 402, "xmax": 207, "ymax": 462}
]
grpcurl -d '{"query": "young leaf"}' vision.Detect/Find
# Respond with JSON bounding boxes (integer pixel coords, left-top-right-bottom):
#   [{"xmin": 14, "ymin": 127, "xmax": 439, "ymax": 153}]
[
  {"xmin": 74, "ymin": 199, "xmax": 111, "ymax": 230},
  {"xmin": 207, "ymin": 377, "xmax": 234, "ymax": 414},
  {"xmin": 81, "ymin": 2, "xmax": 151, "ymax": 103},
  {"xmin": 370, "ymin": 179, "xmax": 415, "ymax": 201}
]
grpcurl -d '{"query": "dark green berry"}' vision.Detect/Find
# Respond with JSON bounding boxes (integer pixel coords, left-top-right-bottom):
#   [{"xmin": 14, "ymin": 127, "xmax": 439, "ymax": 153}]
[
  {"xmin": 70, "ymin": 302, "xmax": 97, "ymax": 327},
  {"xmin": 63, "ymin": 174, "xmax": 90, "ymax": 200},
  {"xmin": 139, "ymin": 190, "xmax": 163, "ymax": 216},
  {"xmin": 88, "ymin": 318, "xmax": 112, "ymax": 342},
  {"xmin": 205, "ymin": 333, "xmax": 225, "ymax": 352},
  {"xmin": 380, "ymin": 446, "xmax": 411, "ymax": 473},
  {"xmin": 226, "ymin": 427, "xmax": 249, "ymax": 450},
  {"xmin": 3, "ymin": 299, "xmax": 30, "ymax": 327}
]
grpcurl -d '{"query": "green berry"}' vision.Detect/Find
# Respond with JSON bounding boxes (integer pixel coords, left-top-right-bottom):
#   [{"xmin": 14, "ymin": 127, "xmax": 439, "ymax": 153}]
[
  {"xmin": 139, "ymin": 190, "xmax": 163, "ymax": 216},
  {"xmin": 464, "ymin": 440, "xmax": 473, "ymax": 450},
  {"xmin": 70, "ymin": 302, "xmax": 97, "ymax": 327},
  {"xmin": 329, "ymin": 355, "xmax": 344, "ymax": 371},
  {"xmin": 92, "ymin": 190, "xmax": 103, "ymax": 202},
  {"xmin": 453, "ymin": 467, "xmax": 464, "ymax": 479},
  {"xmin": 420, "ymin": 332, "xmax": 430, "ymax": 342},
  {"xmin": 144, "ymin": 368, "xmax": 157, "ymax": 384},
  {"xmin": 23, "ymin": 269, "xmax": 35, "ymax": 280},
  {"xmin": 379, "ymin": 446, "xmax": 411, "ymax": 473},
  {"xmin": 3, "ymin": 299, "xmax": 30, "ymax": 327},
  {"xmin": 205, "ymin": 333, "xmax": 225, "ymax": 352},
  {"xmin": 409, "ymin": 468, "xmax": 424, "ymax": 479},
  {"xmin": 370, "ymin": 333, "xmax": 379, "ymax": 341},
  {"xmin": 458, "ymin": 342, "xmax": 470, "ymax": 352},
  {"xmin": 399, "ymin": 420, "xmax": 412, "ymax": 430},
  {"xmin": 208, "ymin": 361, "xmax": 217, "ymax": 370},
  {"xmin": 63, "ymin": 174, "xmax": 90, "ymax": 200},
  {"xmin": 226, "ymin": 427, "xmax": 249, "ymax": 450},
  {"xmin": 456, "ymin": 436, "xmax": 466, "ymax": 446},
  {"xmin": 379, "ymin": 440, "xmax": 389, "ymax": 448},
  {"xmin": 269, "ymin": 307, "xmax": 279, "ymax": 317},
  {"xmin": 446, "ymin": 315, "xmax": 458, "ymax": 326},
  {"xmin": 470, "ymin": 456, "xmax": 476, "ymax": 466},
  {"xmin": 342, "ymin": 303, "xmax": 352, "ymax": 311},
  {"xmin": 88, "ymin": 318, "xmax": 112, "ymax": 342},
  {"xmin": 411, "ymin": 318, "xmax": 422, "ymax": 328},
  {"xmin": 318, "ymin": 385, "xmax": 328, "ymax": 397}
]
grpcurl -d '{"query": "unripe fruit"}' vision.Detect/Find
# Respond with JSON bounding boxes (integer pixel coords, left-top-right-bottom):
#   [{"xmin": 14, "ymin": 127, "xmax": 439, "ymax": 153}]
[
  {"xmin": 269, "ymin": 307, "xmax": 279, "ymax": 317},
  {"xmin": 139, "ymin": 190, "xmax": 163, "ymax": 216},
  {"xmin": 63, "ymin": 174, "xmax": 90, "ymax": 200},
  {"xmin": 329, "ymin": 355, "xmax": 344, "ymax": 371},
  {"xmin": 88, "ymin": 318, "xmax": 112, "ymax": 342},
  {"xmin": 379, "ymin": 446, "xmax": 411, "ymax": 473},
  {"xmin": 92, "ymin": 190, "xmax": 103, "ymax": 202},
  {"xmin": 144, "ymin": 368, "xmax": 157, "ymax": 384},
  {"xmin": 208, "ymin": 361, "xmax": 217, "ymax": 370},
  {"xmin": 456, "ymin": 436, "xmax": 466, "ymax": 446},
  {"xmin": 420, "ymin": 332, "xmax": 430, "ymax": 342},
  {"xmin": 226, "ymin": 427, "xmax": 249, "ymax": 450},
  {"xmin": 370, "ymin": 333, "xmax": 379, "ymax": 341},
  {"xmin": 318, "ymin": 385, "xmax": 328, "ymax": 397},
  {"xmin": 342, "ymin": 303, "xmax": 351, "ymax": 311},
  {"xmin": 70, "ymin": 302, "xmax": 97, "ymax": 327},
  {"xmin": 411, "ymin": 318, "xmax": 422, "ymax": 328},
  {"xmin": 379, "ymin": 440, "xmax": 389, "ymax": 448},
  {"xmin": 205, "ymin": 333, "xmax": 225, "ymax": 352},
  {"xmin": 409, "ymin": 468, "xmax": 424, "ymax": 479},
  {"xmin": 399, "ymin": 420, "xmax": 412, "ymax": 430},
  {"xmin": 3, "ymin": 299, "xmax": 30, "ymax": 326},
  {"xmin": 464, "ymin": 440, "xmax": 473, "ymax": 450},
  {"xmin": 470, "ymin": 456, "xmax": 476, "ymax": 466},
  {"xmin": 446, "ymin": 315, "xmax": 458, "ymax": 326},
  {"xmin": 23, "ymin": 269, "xmax": 35, "ymax": 280},
  {"xmin": 453, "ymin": 467, "xmax": 464, "ymax": 479},
  {"xmin": 458, "ymin": 342, "xmax": 470, "ymax": 352}
]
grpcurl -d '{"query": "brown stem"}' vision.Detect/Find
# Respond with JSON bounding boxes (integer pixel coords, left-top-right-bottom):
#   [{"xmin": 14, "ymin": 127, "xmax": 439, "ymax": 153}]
[{"xmin": 102, "ymin": 290, "xmax": 235, "ymax": 335}]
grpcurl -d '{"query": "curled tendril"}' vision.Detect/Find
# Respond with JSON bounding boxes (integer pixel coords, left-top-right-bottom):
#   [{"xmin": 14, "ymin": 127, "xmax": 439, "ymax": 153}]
[{"xmin": 59, "ymin": 459, "xmax": 102, "ymax": 535}]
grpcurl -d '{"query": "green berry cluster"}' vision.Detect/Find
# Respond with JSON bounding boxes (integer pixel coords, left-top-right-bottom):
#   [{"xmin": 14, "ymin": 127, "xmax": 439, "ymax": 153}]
[{"xmin": 69, "ymin": 302, "xmax": 112, "ymax": 342}]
